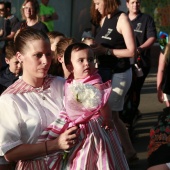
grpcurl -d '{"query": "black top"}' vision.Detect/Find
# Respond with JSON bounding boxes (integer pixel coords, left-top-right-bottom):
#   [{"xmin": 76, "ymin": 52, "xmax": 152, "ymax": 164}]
[
  {"xmin": 4, "ymin": 15, "xmax": 19, "ymax": 37},
  {"xmin": 0, "ymin": 66, "xmax": 20, "ymax": 95},
  {"xmin": 0, "ymin": 15, "xmax": 19, "ymax": 50},
  {"xmin": 162, "ymin": 57, "xmax": 170, "ymax": 95},
  {"xmin": 129, "ymin": 11, "xmax": 157, "ymax": 67},
  {"xmin": 12, "ymin": 21, "xmax": 49, "ymax": 33},
  {"xmin": 95, "ymin": 11, "xmax": 130, "ymax": 73}
]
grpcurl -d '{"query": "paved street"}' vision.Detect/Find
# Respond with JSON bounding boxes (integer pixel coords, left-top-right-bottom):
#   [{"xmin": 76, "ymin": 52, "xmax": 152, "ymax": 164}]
[{"xmin": 129, "ymin": 68, "xmax": 165, "ymax": 170}]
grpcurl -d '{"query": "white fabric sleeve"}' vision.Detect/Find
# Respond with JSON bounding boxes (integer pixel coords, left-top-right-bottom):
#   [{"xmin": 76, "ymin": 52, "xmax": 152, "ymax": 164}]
[{"xmin": 0, "ymin": 95, "xmax": 23, "ymax": 156}]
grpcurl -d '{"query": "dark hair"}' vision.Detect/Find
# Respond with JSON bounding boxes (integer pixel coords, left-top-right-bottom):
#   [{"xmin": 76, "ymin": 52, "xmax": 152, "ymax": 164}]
[
  {"xmin": 5, "ymin": 41, "xmax": 16, "ymax": 60},
  {"xmin": 14, "ymin": 28, "xmax": 50, "ymax": 54},
  {"xmin": 5, "ymin": 1, "xmax": 11, "ymax": 10},
  {"xmin": 64, "ymin": 42, "xmax": 93, "ymax": 69},
  {"xmin": 90, "ymin": 0, "xmax": 121, "ymax": 25},
  {"xmin": 0, "ymin": 1, "xmax": 5, "ymax": 5}
]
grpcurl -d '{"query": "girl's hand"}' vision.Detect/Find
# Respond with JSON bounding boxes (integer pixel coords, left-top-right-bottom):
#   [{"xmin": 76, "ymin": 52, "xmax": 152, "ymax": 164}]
[
  {"xmin": 101, "ymin": 119, "xmax": 114, "ymax": 131},
  {"xmin": 55, "ymin": 126, "xmax": 79, "ymax": 150}
]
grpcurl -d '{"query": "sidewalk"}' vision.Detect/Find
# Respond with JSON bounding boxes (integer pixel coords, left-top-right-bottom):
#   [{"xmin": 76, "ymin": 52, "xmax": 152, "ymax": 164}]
[{"xmin": 130, "ymin": 68, "xmax": 165, "ymax": 170}]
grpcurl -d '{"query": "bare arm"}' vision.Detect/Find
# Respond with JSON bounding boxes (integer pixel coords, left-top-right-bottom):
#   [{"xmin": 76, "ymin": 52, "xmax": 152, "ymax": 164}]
[
  {"xmin": 41, "ymin": 12, "xmax": 59, "ymax": 22},
  {"xmin": 4, "ymin": 126, "xmax": 78, "ymax": 162},
  {"xmin": 138, "ymin": 37, "xmax": 156, "ymax": 53},
  {"xmin": 100, "ymin": 102, "xmax": 114, "ymax": 129},
  {"xmin": 0, "ymin": 32, "xmax": 15, "ymax": 41},
  {"xmin": 113, "ymin": 13, "xmax": 136, "ymax": 58},
  {"xmin": 91, "ymin": 14, "xmax": 136, "ymax": 58},
  {"xmin": 157, "ymin": 52, "xmax": 165, "ymax": 103}
]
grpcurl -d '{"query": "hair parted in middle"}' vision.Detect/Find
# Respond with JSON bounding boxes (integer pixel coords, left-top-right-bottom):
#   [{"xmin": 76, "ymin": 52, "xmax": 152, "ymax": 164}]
[
  {"xmin": 14, "ymin": 28, "xmax": 50, "ymax": 54},
  {"xmin": 90, "ymin": 0, "xmax": 121, "ymax": 26},
  {"xmin": 21, "ymin": 0, "xmax": 40, "ymax": 20}
]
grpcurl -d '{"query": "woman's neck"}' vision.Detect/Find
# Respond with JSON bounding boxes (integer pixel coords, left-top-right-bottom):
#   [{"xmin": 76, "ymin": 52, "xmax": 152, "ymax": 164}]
[
  {"xmin": 26, "ymin": 17, "xmax": 38, "ymax": 26},
  {"xmin": 22, "ymin": 75, "xmax": 44, "ymax": 88},
  {"xmin": 100, "ymin": 16, "xmax": 106, "ymax": 27}
]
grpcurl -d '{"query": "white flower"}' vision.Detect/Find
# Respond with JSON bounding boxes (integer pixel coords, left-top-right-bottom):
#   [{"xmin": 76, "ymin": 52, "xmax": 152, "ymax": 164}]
[{"xmin": 69, "ymin": 80, "xmax": 102, "ymax": 110}]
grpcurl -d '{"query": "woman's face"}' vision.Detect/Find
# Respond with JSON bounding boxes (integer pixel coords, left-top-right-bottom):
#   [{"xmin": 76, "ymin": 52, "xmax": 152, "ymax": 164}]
[
  {"xmin": 18, "ymin": 39, "xmax": 52, "ymax": 82},
  {"xmin": 93, "ymin": 0, "xmax": 105, "ymax": 16},
  {"xmin": 23, "ymin": 1, "xmax": 35, "ymax": 19}
]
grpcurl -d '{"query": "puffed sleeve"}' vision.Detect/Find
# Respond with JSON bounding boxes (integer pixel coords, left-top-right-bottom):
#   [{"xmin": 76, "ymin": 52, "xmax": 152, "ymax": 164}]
[{"xmin": 0, "ymin": 95, "xmax": 23, "ymax": 156}]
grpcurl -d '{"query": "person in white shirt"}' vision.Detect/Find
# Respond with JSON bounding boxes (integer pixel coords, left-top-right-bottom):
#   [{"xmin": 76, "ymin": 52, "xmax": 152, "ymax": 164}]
[{"xmin": 0, "ymin": 28, "xmax": 78, "ymax": 170}]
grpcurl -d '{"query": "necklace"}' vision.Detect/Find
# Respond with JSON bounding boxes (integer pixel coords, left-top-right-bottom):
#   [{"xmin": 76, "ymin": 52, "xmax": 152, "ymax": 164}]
[
  {"xmin": 35, "ymin": 87, "xmax": 46, "ymax": 100},
  {"xmin": 42, "ymin": 94, "xmax": 46, "ymax": 100}
]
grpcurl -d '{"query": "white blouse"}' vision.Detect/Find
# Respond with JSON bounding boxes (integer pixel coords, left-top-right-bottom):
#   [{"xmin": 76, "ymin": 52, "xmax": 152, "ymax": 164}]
[{"xmin": 0, "ymin": 76, "xmax": 65, "ymax": 156}]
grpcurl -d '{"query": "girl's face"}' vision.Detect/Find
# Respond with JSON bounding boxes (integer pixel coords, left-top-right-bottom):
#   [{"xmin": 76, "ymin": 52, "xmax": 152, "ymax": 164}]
[
  {"xmin": 126, "ymin": 0, "xmax": 140, "ymax": 14},
  {"xmin": 93, "ymin": 0, "xmax": 105, "ymax": 16},
  {"xmin": 17, "ymin": 39, "xmax": 52, "ymax": 82},
  {"xmin": 70, "ymin": 48, "xmax": 95, "ymax": 79},
  {"xmin": 23, "ymin": 1, "xmax": 35, "ymax": 19}
]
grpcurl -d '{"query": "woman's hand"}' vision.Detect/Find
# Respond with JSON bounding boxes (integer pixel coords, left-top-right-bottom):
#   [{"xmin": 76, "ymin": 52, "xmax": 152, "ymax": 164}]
[
  {"xmin": 4, "ymin": 126, "xmax": 79, "ymax": 162},
  {"xmin": 157, "ymin": 88, "xmax": 164, "ymax": 103},
  {"xmin": 55, "ymin": 126, "xmax": 79, "ymax": 150},
  {"xmin": 90, "ymin": 43, "xmax": 107, "ymax": 56}
]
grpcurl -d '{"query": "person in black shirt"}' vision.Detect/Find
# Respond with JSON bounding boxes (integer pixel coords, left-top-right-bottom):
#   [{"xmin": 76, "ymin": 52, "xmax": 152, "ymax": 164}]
[
  {"xmin": 0, "ymin": 41, "xmax": 22, "ymax": 95},
  {"xmin": 126, "ymin": 0, "xmax": 157, "ymax": 120},
  {"xmin": 90, "ymin": 0, "xmax": 138, "ymax": 165},
  {"xmin": 0, "ymin": 1, "xmax": 19, "ymax": 69},
  {"xmin": 1, "ymin": 0, "xmax": 48, "ymax": 43}
]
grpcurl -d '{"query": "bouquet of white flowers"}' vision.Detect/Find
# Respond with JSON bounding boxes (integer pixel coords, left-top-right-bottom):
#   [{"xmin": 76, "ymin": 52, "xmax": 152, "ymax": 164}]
[{"xmin": 69, "ymin": 80, "xmax": 102, "ymax": 111}]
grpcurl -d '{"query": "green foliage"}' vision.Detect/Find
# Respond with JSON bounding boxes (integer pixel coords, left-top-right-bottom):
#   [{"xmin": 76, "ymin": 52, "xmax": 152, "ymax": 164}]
[{"xmin": 140, "ymin": 0, "xmax": 170, "ymax": 35}]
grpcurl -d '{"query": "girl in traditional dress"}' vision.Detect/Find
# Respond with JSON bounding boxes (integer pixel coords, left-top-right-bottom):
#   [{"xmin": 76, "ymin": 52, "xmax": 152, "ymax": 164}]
[{"xmin": 37, "ymin": 43, "xmax": 129, "ymax": 170}]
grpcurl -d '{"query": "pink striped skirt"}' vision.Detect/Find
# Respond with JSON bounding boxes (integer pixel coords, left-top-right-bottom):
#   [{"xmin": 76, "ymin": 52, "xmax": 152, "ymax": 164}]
[{"xmin": 16, "ymin": 159, "xmax": 49, "ymax": 170}]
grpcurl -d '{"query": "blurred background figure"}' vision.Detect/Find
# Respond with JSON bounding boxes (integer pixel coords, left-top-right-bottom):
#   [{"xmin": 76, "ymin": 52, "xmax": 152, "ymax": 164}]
[
  {"xmin": 2, "ymin": 0, "xmax": 48, "ymax": 44},
  {"xmin": 0, "ymin": 1, "xmax": 19, "ymax": 69},
  {"xmin": 0, "ymin": 1, "xmax": 5, "ymax": 69},
  {"xmin": 48, "ymin": 37, "xmax": 77, "ymax": 78},
  {"xmin": 39, "ymin": 0, "xmax": 59, "ymax": 32},
  {"xmin": 82, "ymin": 37, "xmax": 95, "ymax": 46},
  {"xmin": 125, "ymin": 0, "xmax": 157, "ymax": 126},
  {"xmin": 157, "ymin": 38, "xmax": 170, "ymax": 107},
  {"xmin": 148, "ymin": 45, "xmax": 170, "ymax": 170},
  {"xmin": 0, "ymin": 41, "xmax": 22, "ymax": 94},
  {"xmin": 47, "ymin": 31, "xmax": 65, "ymax": 53}
]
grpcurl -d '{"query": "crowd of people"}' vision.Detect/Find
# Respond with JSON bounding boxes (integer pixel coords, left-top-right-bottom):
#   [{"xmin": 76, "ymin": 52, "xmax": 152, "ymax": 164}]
[{"xmin": 0, "ymin": 0, "xmax": 169, "ymax": 170}]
